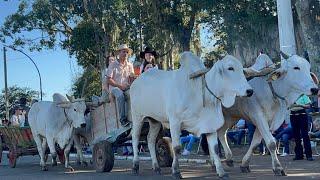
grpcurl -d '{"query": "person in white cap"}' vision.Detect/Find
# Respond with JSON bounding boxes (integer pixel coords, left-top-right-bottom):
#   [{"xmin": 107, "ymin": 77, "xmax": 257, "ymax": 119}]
[{"xmin": 106, "ymin": 44, "xmax": 134, "ymax": 126}]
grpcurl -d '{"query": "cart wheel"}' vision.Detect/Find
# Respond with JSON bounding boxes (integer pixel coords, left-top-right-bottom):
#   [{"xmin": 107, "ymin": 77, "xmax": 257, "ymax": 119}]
[
  {"xmin": 8, "ymin": 150, "xmax": 17, "ymax": 168},
  {"xmin": 57, "ymin": 149, "xmax": 65, "ymax": 164},
  {"xmin": 156, "ymin": 137, "xmax": 173, "ymax": 167},
  {"xmin": 93, "ymin": 141, "xmax": 114, "ymax": 172}
]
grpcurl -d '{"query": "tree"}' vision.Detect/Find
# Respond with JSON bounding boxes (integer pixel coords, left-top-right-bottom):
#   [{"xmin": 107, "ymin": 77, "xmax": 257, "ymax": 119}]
[
  {"xmin": 0, "ymin": 0, "xmax": 143, "ymax": 98},
  {"xmin": 295, "ymin": 0, "xmax": 320, "ymax": 77},
  {"xmin": 0, "ymin": 86, "xmax": 39, "ymax": 119},
  {"xmin": 207, "ymin": 0, "xmax": 279, "ymax": 63}
]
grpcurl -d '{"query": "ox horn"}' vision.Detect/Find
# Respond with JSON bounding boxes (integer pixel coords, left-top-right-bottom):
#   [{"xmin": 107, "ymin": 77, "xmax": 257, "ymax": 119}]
[
  {"xmin": 280, "ymin": 51, "xmax": 289, "ymax": 60},
  {"xmin": 243, "ymin": 68, "xmax": 258, "ymax": 78},
  {"xmin": 66, "ymin": 94, "xmax": 75, "ymax": 102},
  {"xmin": 243, "ymin": 67, "xmax": 276, "ymax": 78},
  {"xmin": 56, "ymin": 101, "xmax": 71, "ymax": 108}
]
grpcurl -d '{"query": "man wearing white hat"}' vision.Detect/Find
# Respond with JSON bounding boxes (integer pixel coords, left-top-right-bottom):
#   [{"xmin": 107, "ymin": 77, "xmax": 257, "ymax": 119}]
[{"xmin": 106, "ymin": 44, "xmax": 134, "ymax": 126}]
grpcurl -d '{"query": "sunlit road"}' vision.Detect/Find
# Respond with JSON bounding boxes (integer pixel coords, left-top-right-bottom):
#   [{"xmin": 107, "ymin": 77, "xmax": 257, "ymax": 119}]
[{"xmin": 1, "ymin": 150, "xmax": 320, "ymax": 180}]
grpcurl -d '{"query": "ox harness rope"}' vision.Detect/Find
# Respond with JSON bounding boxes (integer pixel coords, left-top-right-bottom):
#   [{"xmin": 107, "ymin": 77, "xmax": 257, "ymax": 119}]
[
  {"xmin": 268, "ymin": 82, "xmax": 286, "ymax": 101},
  {"xmin": 189, "ymin": 68, "xmax": 222, "ymax": 107},
  {"xmin": 63, "ymin": 109, "xmax": 73, "ymax": 127},
  {"xmin": 203, "ymin": 74, "xmax": 222, "ymax": 102}
]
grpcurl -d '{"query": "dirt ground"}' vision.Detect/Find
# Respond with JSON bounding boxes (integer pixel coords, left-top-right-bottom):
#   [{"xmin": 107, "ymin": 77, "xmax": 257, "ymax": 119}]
[{"xmin": 1, "ymin": 146, "xmax": 320, "ymax": 180}]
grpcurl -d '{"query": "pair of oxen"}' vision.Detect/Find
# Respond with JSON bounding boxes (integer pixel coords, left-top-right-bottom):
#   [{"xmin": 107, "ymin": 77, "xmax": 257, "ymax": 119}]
[
  {"xmin": 129, "ymin": 51, "xmax": 318, "ymax": 179},
  {"xmin": 29, "ymin": 51, "xmax": 318, "ymax": 179}
]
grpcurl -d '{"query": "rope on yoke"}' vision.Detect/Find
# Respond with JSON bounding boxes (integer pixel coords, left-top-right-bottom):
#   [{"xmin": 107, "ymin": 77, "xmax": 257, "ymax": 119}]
[{"xmin": 289, "ymin": 111, "xmax": 320, "ymax": 116}]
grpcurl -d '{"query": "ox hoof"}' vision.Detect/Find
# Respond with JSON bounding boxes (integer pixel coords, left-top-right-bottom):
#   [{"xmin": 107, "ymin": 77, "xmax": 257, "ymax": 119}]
[
  {"xmin": 225, "ymin": 160, "xmax": 234, "ymax": 167},
  {"xmin": 66, "ymin": 166, "xmax": 75, "ymax": 172},
  {"xmin": 154, "ymin": 167, "xmax": 161, "ymax": 175},
  {"xmin": 132, "ymin": 164, "xmax": 139, "ymax": 175},
  {"xmin": 172, "ymin": 172, "xmax": 182, "ymax": 179},
  {"xmin": 219, "ymin": 174, "xmax": 229, "ymax": 180},
  {"xmin": 273, "ymin": 169, "xmax": 287, "ymax": 176},
  {"xmin": 240, "ymin": 166, "xmax": 251, "ymax": 173},
  {"xmin": 40, "ymin": 166, "xmax": 48, "ymax": 171}
]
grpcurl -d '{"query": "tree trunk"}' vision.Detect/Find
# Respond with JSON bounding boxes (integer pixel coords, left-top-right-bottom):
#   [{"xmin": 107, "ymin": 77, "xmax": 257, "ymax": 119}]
[
  {"xmin": 295, "ymin": 0, "xmax": 320, "ymax": 77},
  {"xmin": 181, "ymin": 12, "xmax": 196, "ymax": 51}
]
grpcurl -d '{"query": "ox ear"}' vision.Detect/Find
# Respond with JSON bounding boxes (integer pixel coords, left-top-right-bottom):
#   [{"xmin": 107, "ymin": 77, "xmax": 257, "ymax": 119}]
[
  {"xmin": 267, "ymin": 69, "xmax": 286, "ymax": 81},
  {"xmin": 56, "ymin": 102, "xmax": 71, "ymax": 108},
  {"xmin": 66, "ymin": 94, "xmax": 75, "ymax": 102}
]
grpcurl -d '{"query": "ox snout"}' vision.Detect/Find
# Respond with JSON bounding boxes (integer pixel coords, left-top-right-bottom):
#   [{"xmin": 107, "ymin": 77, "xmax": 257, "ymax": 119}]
[
  {"xmin": 80, "ymin": 123, "xmax": 86, "ymax": 128},
  {"xmin": 246, "ymin": 89, "xmax": 254, "ymax": 97},
  {"xmin": 311, "ymin": 88, "xmax": 319, "ymax": 95}
]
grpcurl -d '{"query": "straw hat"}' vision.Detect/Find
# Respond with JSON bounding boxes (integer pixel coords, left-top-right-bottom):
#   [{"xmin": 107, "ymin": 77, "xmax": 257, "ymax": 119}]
[{"xmin": 115, "ymin": 44, "xmax": 133, "ymax": 56}]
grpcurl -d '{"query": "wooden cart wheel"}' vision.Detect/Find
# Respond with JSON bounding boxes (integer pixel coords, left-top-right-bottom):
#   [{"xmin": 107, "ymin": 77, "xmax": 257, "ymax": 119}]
[
  {"xmin": 93, "ymin": 141, "xmax": 114, "ymax": 172},
  {"xmin": 156, "ymin": 137, "xmax": 173, "ymax": 167},
  {"xmin": 8, "ymin": 150, "xmax": 17, "ymax": 168}
]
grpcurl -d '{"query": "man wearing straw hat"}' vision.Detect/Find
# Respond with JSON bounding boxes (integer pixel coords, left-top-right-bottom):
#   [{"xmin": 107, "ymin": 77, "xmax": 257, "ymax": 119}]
[{"xmin": 106, "ymin": 44, "xmax": 134, "ymax": 127}]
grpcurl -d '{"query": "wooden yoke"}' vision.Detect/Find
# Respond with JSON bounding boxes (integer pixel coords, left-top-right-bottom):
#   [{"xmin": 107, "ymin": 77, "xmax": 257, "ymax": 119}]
[{"xmin": 189, "ymin": 69, "xmax": 210, "ymax": 79}]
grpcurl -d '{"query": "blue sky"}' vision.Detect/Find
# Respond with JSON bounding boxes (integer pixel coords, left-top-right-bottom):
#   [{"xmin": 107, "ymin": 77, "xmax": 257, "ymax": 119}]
[{"xmin": 0, "ymin": 0, "xmax": 82, "ymax": 101}]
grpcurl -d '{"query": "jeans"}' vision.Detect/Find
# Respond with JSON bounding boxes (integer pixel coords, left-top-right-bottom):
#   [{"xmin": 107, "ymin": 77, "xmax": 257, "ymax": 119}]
[
  {"xmin": 227, "ymin": 129, "xmax": 245, "ymax": 145},
  {"xmin": 111, "ymin": 88, "xmax": 127, "ymax": 122},
  {"xmin": 275, "ymin": 127, "xmax": 293, "ymax": 154},
  {"xmin": 180, "ymin": 135, "xmax": 200, "ymax": 151},
  {"xmin": 290, "ymin": 109, "xmax": 312, "ymax": 158}
]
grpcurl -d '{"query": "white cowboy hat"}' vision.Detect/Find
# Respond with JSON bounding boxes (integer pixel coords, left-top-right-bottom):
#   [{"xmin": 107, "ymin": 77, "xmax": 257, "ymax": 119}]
[{"xmin": 115, "ymin": 44, "xmax": 133, "ymax": 55}]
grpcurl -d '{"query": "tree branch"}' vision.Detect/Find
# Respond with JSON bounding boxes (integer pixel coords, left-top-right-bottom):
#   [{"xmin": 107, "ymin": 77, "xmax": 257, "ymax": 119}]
[{"xmin": 50, "ymin": 6, "xmax": 73, "ymax": 35}]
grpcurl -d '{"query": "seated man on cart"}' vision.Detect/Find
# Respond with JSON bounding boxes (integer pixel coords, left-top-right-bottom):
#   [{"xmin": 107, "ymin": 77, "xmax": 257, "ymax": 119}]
[{"xmin": 106, "ymin": 44, "xmax": 135, "ymax": 127}]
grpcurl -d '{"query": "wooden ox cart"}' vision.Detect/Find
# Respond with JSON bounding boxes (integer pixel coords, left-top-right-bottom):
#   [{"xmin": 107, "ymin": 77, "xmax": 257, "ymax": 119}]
[
  {"xmin": 0, "ymin": 126, "xmax": 64, "ymax": 168},
  {"xmin": 84, "ymin": 92, "xmax": 173, "ymax": 172}
]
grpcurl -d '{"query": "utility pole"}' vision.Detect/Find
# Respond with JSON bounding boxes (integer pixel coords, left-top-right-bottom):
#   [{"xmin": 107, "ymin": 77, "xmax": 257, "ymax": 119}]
[
  {"xmin": 3, "ymin": 46, "xmax": 9, "ymax": 122},
  {"xmin": 277, "ymin": 0, "xmax": 297, "ymax": 57}
]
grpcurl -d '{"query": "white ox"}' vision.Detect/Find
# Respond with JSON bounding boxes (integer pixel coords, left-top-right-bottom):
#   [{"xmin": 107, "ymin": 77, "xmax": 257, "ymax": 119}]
[
  {"xmin": 130, "ymin": 52, "xmax": 253, "ymax": 178},
  {"xmin": 218, "ymin": 53, "xmax": 318, "ymax": 175},
  {"xmin": 28, "ymin": 93, "xmax": 87, "ymax": 171}
]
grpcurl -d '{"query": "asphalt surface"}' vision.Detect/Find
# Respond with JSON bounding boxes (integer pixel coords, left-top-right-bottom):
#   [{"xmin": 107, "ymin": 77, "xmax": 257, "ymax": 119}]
[{"xmin": 1, "ymin": 148, "xmax": 320, "ymax": 180}]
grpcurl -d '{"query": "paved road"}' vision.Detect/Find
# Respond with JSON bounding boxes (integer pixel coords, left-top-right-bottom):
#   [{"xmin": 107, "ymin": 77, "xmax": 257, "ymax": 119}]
[{"xmin": 1, "ymin": 150, "xmax": 320, "ymax": 180}]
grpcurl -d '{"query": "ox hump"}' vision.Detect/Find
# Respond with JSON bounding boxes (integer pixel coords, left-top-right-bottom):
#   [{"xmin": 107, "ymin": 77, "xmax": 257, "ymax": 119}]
[
  {"xmin": 53, "ymin": 93, "xmax": 68, "ymax": 103},
  {"xmin": 179, "ymin": 51, "xmax": 206, "ymax": 74}
]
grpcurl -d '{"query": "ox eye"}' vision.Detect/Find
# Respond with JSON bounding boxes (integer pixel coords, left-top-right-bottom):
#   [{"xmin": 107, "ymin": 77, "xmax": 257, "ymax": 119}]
[
  {"xmin": 294, "ymin": 67, "xmax": 300, "ymax": 70},
  {"xmin": 228, "ymin": 67, "xmax": 234, "ymax": 71},
  {"xmin": 74, "ymin": 109, "xmax": 77, "ymax": 112}
]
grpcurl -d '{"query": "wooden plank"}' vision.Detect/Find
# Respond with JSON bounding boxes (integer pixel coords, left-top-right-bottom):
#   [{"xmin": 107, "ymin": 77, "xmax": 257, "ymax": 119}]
[
  {"xmin": 3, "ymin": 128, "xmax": 11, "ymax": 143},
  {"xmin": 104, "ymin": 101, "xmax": 119, "ymax": 134},
  {"xmin": 92, "ymin": 105, "xmax": 108, "ymax": 141},
  {"xmin": 25, "ymin": 128, "xmax": 34, "ymax": 143},
  {"xmin": 10, "ymin": 128, "xmax": 19, "ymax": 145}
]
